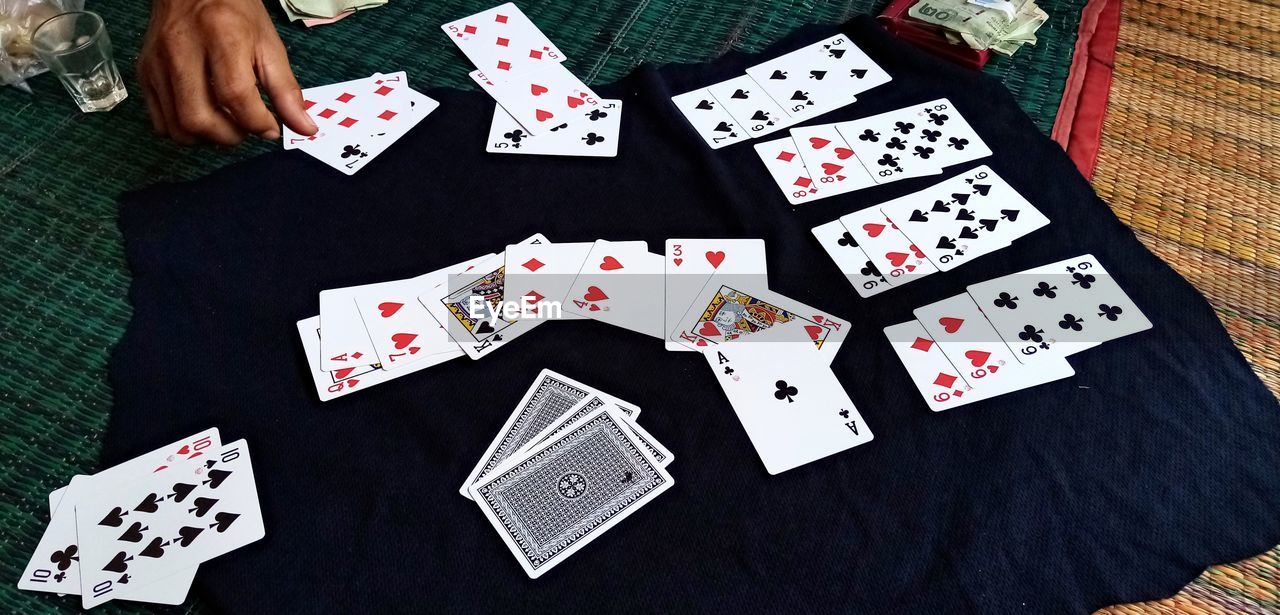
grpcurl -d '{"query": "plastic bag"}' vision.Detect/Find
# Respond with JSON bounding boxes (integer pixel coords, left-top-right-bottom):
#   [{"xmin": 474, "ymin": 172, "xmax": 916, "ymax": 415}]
[{"xmin": 0, "ymin": 0, "xmax": 85, "ymax": 92}]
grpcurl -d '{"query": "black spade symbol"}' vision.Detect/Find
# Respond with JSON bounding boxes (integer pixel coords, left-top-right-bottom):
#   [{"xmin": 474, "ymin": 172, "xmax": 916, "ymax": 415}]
[
  {"xmin": 959, "ymin": 226, "xmax": 979, "ymax": 240},
  {"xmin": 695, "ymin": 99, "xmax": 714, "ymax": 110},
  {"xmin": 171, "ymin": 482, "xmax": 197, "ymax": 502},
  {"xmin": 850, "ymin": 68, "xmax": 867, "ymax": 79},
  {"xmin": 189, "ymin": 496, "xmax": 218, "ymax": 517},
  {"xmin": 829, "ymin": 48, "xmax": 846, "ymax": 59},
  {"xmin": 955, "ymin": 208, "xmax": 975, "ymax": 221},
  {"xmin": 1001, "ymin": 209, "xmax": 1020, "ymax": 221},
  {"xmin": 103, "ymin": 552, "xmax": 131, "ymax": 573},
  {"xmin": 750, "ymin": 110, "xmax": 769, "ymax": 121},
  {"xmin": 809, "ymin": 70, "xmax": 826, "ymax": 80},
  {"xmin": 713, "ymin": 121, "xmax": 733, "ymax": 133},
  {"xmin": 475, "ymin": 321, "xmax": 495, "ymax": 334},
  {"xmin": 118, "ymin": 574, "xmax": 130, "ymax": 584},
  {"xmin": 204, "ymin": 468, "xmax": 232, "ymax": 489},
  {"xmin": 937, "ymin": 236, "xmax": 957, "ymax": 250},
  {"xmin": 98, "ymin": 506, "xmax": 127, "ymax": 527},
  {"xmin": 140, "ymin": 537, "xmax": 167, "ymax": 558},
  {"xmin": 731, "ymin": 89, "xmax": 748, "ymax": 99},
  {"xmin": 931, "ymin": 200, "xmax": 951, "ymax": 213},
  {"xmin": 972, "ymin": 183, "xmax": 992, "ymax": 196},
  {"xmin": 212, "ymin": 512, "xmax": 241, "ymax": 533},
  {"xmin": 119, "ymin": 522, "xmax": 147, "ymax": 543},
  {"xmin": 951, "ymin": 193, "xmax": 970, "ymax": 205},
  {"xmin": 909, "ymin": 210, "xmax": 929, "ymax": 223},
  {"xmin": 979, "ymin": 218, "xmax": 999, "ymax": 232},
  {"xmin": 769, "ymin": 70, "xmax": 787, "ymax": 79},
  {"xmin": 134, "ymin": 493, "xmax": 162, "ymax": 513},
  {"xmin": 176, "ymin": 526, "xmax": 204, "ymax": 547}
]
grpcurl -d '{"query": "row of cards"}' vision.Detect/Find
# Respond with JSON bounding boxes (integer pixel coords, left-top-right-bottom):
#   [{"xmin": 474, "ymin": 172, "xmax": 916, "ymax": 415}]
[
  {"xmin": 283, "ymin": 71, "xmax": 439, "ymax": 175},
  {"xmin": 17, "ymin": 429, "xmax": 264, "ymax": 609},
  {"xmin": 756, "ymin": 97, "xmax": 993, "ymax": 205},
  {"xmin": 460, "ymin": 370, "xmax": 673, "ymax": 578},
  {"xmin": 672, "ymin": 34, "xmax": 892, "ymax": 149},
  {"xmin": 885, "ymin": 254, "xmax": 1153, "ymax": 411},
  {"xmin": 813, "ymin": 165, "xmax": 1049, "ymax": 297}
]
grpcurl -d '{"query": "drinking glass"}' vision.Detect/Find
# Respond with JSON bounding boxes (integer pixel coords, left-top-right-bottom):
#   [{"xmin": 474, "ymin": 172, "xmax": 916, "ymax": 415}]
[{"xmin": 31, "ymin": 11, "xmax": 127, "ymax": 112}]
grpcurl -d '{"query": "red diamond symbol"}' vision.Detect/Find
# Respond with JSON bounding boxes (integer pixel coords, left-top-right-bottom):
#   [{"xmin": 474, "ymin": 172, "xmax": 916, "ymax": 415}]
[
  {"xmin": 374, "ymin": 85, "xmax": 393, "ymax": 96},
  {"xmin": 529, "ymin": 49, "xmax": 543, "ymax": 59},
  {"xmin": 794, "ymin": 177, "xmax": 812, "ymax": 188},
  {"xmin": 302, "ymin": 99, "xmax": 316, "ymax": 110},
  {"xmin": 496, "ymin": 36, "xmax": 509, "ymax": 47},
  {"xmin": 953, "ymin": 390, "xmax": 964, "ymax": 397},
  {"xmin": 910, "ymin": 336, "xmax": 934, "ymax": 352},
  {"xmin": 336, "ymin": 92, "xmax": 355, "ymax": 103},
  {"xmin": 495, "ymin": 13, "xmax": 508, "ymax": 23},
  {"xmin": 933, "ymin": 372, "xmax": 957, "ymax": 389},
  {"xmin": 524, "ymin": 291, "xmax": 544, "ymax": 303},
  {"xmin": 377, "ymin": 110, "xmax": 398, "ymax": 121},
  {"xmin": 338, "ymin": 117, "xmax": 358, "ymax": 128},
  {"xmin": 777, "ymin": 150, "xmax": 795, "ymax": 162},
  {"xmin": 497, "ymin": 60, "xmax": 512, "ymax": 71},
  {"xmin": 522, "ymin": 258, "xmax": 545, "ymax": 272},
  {"xmin": 352, "ymin": 352, "xmax": 363, "ymax": 359},
  {"xmin": 317, "ymin": 108, "xmax": 336, "ymax": 119},
  {"xmin": 462, "ymin": 25, "xmax": 476, "ymax": 35}
]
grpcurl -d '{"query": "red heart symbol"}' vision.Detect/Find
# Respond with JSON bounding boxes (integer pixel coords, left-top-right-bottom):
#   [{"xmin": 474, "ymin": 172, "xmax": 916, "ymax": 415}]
[
  {"xmin": 588, "ymin": 304, "xmax": 601, "ymax": 311},
  {"xmin": 808, "ymin": 137, "xmax": 830, "ymax": 149},
  {"xmin": 886, "ymin": 251, "xmax": 909, "ymax": 267},
  {"xmin": 176, "ymin": 445, "xmax": 190, "ymax": 455},
  {"xmin": 804, "ymin": 325, "xmax": 823, "ymax": 341},
  {"xmin": 583, "ymin": 286, "xmax": 608, "ymax": 301},
  {"xmin": 820, "ymin": 162, "xmax": 843, "ymax": 175},
  {"xmin": 705, "ymin": 251, "xmax": 726, "ymax": 268},
  {"xmin": 695, "ymin": 339, "xmax": 708, "ymax": 347},
  {"xmin": 698, "ymin": 321, "xmax": 721, "ymax": 337},
  {"xmin": 535, "ymin": 109, "xmax": 554, "ymax": 122},
  {"xmin": 566, "ymin": 95, "xmax": 584, "ymax": 108},
  {"xmin": 335, "ymin": 368, "xmax": 355, "ymax": 379},
  {"xmin": 862, "ymin": 223, "xmax": 885, "ymax": 237},
  {"xmin": 346, "ymin": 379, "xmax": 360, "ymax": 388},
  {"xmin": 391, "ymin": 333, "xmax": 417, "ymax": 349},
  {"xmin": 989, "ymin": 365, "xmax": 1000, "ymax": 373},
  {"xmin": 834, "ymin": 147, "xmax": 855, "ymax": 159},
  {"xmin": 599, "ymin": 256, "xmax": 623, "ymax": 270},
  {"xmin": 965, "ymin": 350, "xmax": 990, "ymax": 367},
  {"xmin": 938, "ymin": 317, "xmax": 964, "ymax": 334},
  {"xmin": 409, "ymin": 347, "xmax": 420, "ymax": 355},
  {"xmin": 673, "ymin": 258, "xmax": 683, "ymax": 266},
  {"xmin": 529, "ymin": 83, "xmax": 548, "ymax": 96},
  {"xmin": 378, "ymin": 302, "xmax": 403, "ymax": 318}
]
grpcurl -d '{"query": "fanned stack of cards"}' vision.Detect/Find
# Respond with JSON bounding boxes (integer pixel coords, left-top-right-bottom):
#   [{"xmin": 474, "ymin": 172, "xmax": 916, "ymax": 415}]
[
  {"xmin": 813, "ymin": 165, "xmax": 1049, "ymax": 297},
  {"xmin": 460, "ymin": 370, "xmax": 673, "ymax": 578},
  {"xmin": 756, "ymin": 98, "xmax": 992, "ymax": 205},
  {"xmin": 672, "ymin": 34, "xmax": 891, "ymax": 149},
  {"xmin": 885, "ymin": 254, "xmax": 1153, "ymax": 411},
  {"xmin": 16, "ymin": 429, "xmax": 264, "ymax": 609},
  {"xmin": 282, "ymin": 71, "xmax": 439, "ymax": 175},
  {"xmin": 441, "ymin": 3, "xmax": 622, "ymax": 157}
]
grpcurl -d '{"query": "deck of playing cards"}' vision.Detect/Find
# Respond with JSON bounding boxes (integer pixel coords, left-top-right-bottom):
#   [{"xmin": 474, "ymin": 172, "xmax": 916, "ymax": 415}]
[
  {"xmin": 282, "ymin": 71, "xmax": 438, "ymax": 175},
  {"xmin": 814, "ymin": 165, "xmax": 1049, "ymax": 296},
  {"xmin": 443, "ymin": 3, "xmax": 622, "ymax": 157},
  {"xmin": 673, "ymin": 34, "xmax": 891, "ymax": 150},
  {"xmin": 462, "ymin": 370, "xmax": 673, "ymax": 578},
  {"xmin": 16, "ymin": 429, "xmax": 264, "ymax": 608},
  {"xmin": 886, "ymin": 254, "xmax": 1152, "ymax": 411}
]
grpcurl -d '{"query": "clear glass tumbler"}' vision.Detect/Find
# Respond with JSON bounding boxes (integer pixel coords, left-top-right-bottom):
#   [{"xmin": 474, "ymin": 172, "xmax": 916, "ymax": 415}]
[{"xmin": 31, "ymin": 11, "xmax": 127, "ymax": 112}]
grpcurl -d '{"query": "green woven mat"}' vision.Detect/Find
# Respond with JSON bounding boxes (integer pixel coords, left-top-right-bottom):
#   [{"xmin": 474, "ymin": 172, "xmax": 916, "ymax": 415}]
[{"xmin": 0, "ymin": 0, "xmax": 1087, "ymax": 611}]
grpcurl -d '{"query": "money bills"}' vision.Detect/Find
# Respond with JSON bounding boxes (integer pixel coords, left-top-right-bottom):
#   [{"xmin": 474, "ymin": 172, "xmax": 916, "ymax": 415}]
[{"xmin": 908, "ymin": 0, "xmax": 1048, "ymax": 57}]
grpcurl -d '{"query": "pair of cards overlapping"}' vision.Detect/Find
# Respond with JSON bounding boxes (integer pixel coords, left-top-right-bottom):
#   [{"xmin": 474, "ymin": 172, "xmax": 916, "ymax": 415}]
[
  {"xmin": 460, "ymin": 370, "xmax": 672, "ymax": 578},
  {"xmin": 672, "ymin": 34, "xmax": 891, "ymax": 149},
  {"xmin": 813, "ymin": 165, "xmax": 1049, "ymax": 297},
  {"xmin": 885, "ymin": 254, "xmax": 1152, "ymax": 411},
  {"xmin": 282, "ymin": 71, "xmax": 439, "ymax": 175},
  {"xmin": 16, "ymin": 429, "xmax": 264, "ymax": 609},
  {"xmin": 756, "ymin": 97, "xmax": 993, "ymax": 204},
  {"xmin": 442, "ymin": 3, "xmax": 621, "ymax": 157}
]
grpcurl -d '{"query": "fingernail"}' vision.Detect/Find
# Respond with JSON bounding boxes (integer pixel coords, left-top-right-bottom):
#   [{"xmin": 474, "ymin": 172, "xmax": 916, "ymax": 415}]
[{"xmin": 305, "ymin": 117, "xmax": 318, "ymax": 133}]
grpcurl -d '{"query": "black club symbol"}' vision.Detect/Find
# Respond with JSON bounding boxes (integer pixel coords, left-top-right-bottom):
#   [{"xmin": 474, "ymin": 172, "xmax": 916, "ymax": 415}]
[
  {"xmin": 50, "ymin": 545, "xmax": 78, "ymax": 570},
  {"xmin": 1033, "ymin": 281, "xmax": 1058, "ymax": 298},
  {"xmin": 993, "ymin": 292, "xmax": 1019, "ymax": 309},
  {"xmin": 587, "ymin": 109, "xmax": 608, "ymax": 121},
  {"xmin": 913, "ymin": 145, "xmax": 935, "ymax": 159},
  {"xmin": 838, "ymin": 409, "xmax": 850, "ymax": 418},
  {"xmin": 921, "ymin": 129, "xmax": 942, "ymax": 142},
  {"xmin": 774, "ymin": 380, "xmax": 798, "ymax": 403},
  {"xmin": 885, "ymin": 137, "xmax": 907, "ymax": 150},
  {"xmin": 876, "ymin": 154, "xmax": 900, "ymax": 168},
  {"xmin": 1018, "ymin": 325, "xmax": 1044, "ymax": 343},
  {"xmin": 893, "ymin": 121, "xmax": 914, "ymax": 134},
  {"xmin": 1098, "ymin": 304, "xmax": 1124, "ymax": 321},
  {"xmin": 582, "ymin": 132, "xmax": 606, "ymax": 146},
  {"xmin": 860, "ymin": 261, "xmax": 881, "ymax": 277},
  {"xmin": 340, "ymin": 145, "xmax": 365, "ymax": 159},
  {"xmin": 723, "ymin": 366, "xmax": 735, "ymax": 376},
  {"xmin": 927, "ymin": 112, "xmax": 949, "ymax": 125},
  {"xmin": 1059, "ymin": 314, "xmax": 1084, "ymax": 331},
  {"xmin": 836, "ymin": 231, "xmax": 857, "ymax": 247},
  {"xmin": 858, "ymin": 129, "xmax": 880, "ymax": 142},
  {"xmin": 1071, "ymin": 272, "xmax": 1096, "ymax": 288},
  {"xmin": 947, "ymin": 137, "xmax": 969, "ymax": 150},
  {"xmin": 54, "ymin": 572, "xmax": 66, "ymax": 582},
  {"xmin": 504, "ymin": 129, "xmax": 527, "ymax": 144}
]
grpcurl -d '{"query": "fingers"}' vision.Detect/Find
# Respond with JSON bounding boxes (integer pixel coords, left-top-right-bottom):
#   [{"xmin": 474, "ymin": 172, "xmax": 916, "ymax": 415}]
[
  {"xmin": 207, "ymin": 36, "xmax": 279, "ymax": 140},
  {"xmin": 137, "ymin": 63, "xmax": 167, "ymax": 136},
  {"xmin": 257, "ymin": 38, "xmax": 316, "ymax": 137},
  {"xmin": 168, "ymin": 49, "xmax": 246, "ymax": 146}
]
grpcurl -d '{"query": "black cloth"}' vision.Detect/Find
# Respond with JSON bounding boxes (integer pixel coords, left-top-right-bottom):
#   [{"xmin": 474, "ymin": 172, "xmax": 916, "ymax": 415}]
[{"xmin": 107, "ymin": 17, "xmax": 1280, "ymax": 614}]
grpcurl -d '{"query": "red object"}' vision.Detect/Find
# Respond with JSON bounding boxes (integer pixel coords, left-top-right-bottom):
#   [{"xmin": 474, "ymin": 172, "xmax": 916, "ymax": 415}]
[
  {"xmin": 878, "ymin": 0, "xmax": 991, "ymax": 69},
  {"xmin": 1052, "ymin": 0, "xmax": 1123, "ymax": 179}
]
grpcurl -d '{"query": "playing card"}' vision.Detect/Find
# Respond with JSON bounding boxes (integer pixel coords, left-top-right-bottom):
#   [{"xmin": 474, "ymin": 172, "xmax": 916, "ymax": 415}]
[
  {"xmin": 441, "ymin": 2, "xmax": 566, "ymax": 77},
  {"xmin": 294, "ymin": 85, "xmax": 439, "ymax": 175},
  {"xmin": 753, "ymin": 136, "xmax": 822, "ymax": 205},
  {"xmin": 283, "ymin": 72, "xmax": 413, "ymax": 150},
  {"xmin": 705, "ymin": 74, "xmax": 795, "ymax": 138},
  {"xmin": 503, "ymin": 241, "xmax": 592, "ymax": 320},
  {"xmin": 469, "ymin": 407, "xmax": 673, "ymax": 578},
  {"xmin": 473, "ymin": 63, "xmax": 602, "ymax": 136},
  {"xmin": 663, "ymin": 239, "xmax": 768, "ymax": 352},
  {"xmin": 745, "ymin": 34, "xmax": 890, "ymax": 123},
  {"xmin": 669, "ymin": 281, "xmax": 848, "ymax": 362},
  {"xmin": 424, "ymin": 234, "xmax": 549, "ymax": 359},
  {"xmin": 878, "ymin": 166, "xmax": 1046, "ymax": 271},
  {"xmin": 670, "ymin": 88, "xmax": 750, "ymax": 149},
  {"xmin": 966, "ymin": 254, "xmax": 1153, "ymax": 361},
  {"xmin": 835, "ymin": 98, "xmax": 990, "ymax": 182},
  {"xmin": 883, "ymin": 320, "xmax": 975, "ymax": 411},
  {"xmin": 837, "ymin": 206, "xmax": 938, "ymax": 287},
  {"xmin": 515, "ymin": 392, "xmax": 642, "ymax": 457},
  {"xmin": 459, "ymin": 369, "xmax": 601, "ymax": 498},
  {"xmin": 486, "ymin": 99, "xmax": 621, "ymax": 156},
  {"xmin": 788, "ymin": 124, "xmax": 877, "ymax": 198},
  {"xmin": 353, "ymin": 254, "xmax": 491, "ymax": 369},
  {"xmin": 19, "ymin": 430, "xmax": 219, "ymax": 601},
  {"xmin": 562, "ymin": 240, "xmax": 665, "ymax": 338},
  {"xmin": 810, "ymin": 219, "xmax": 890, "ymax": 298},
  {"xmin": 76, "ymin": 439, "xmax": 264, "ymax": 609},
  {"xmin": 298, "ymin": 316, "xmax": 462, "ymax": 401},
  {"xmin": 707, "ymin": 342, "xmax": 872, "ymax": 474}
]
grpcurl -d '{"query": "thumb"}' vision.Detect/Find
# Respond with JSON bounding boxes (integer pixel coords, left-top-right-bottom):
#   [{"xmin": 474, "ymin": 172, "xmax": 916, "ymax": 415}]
[{"xmin": 257, "ymin": 41, "xmax": 316, "ymax": 136}]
